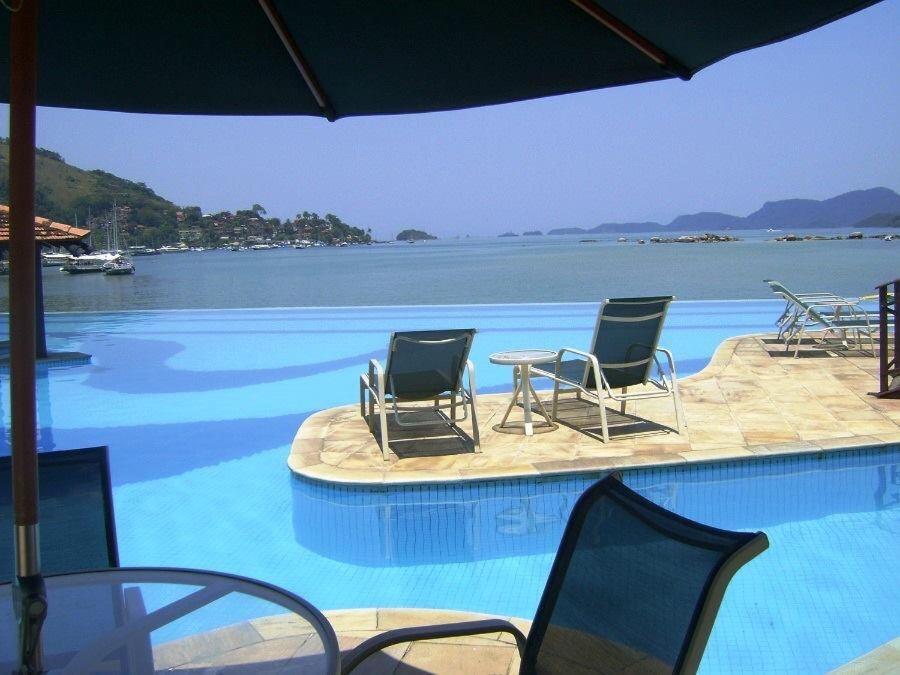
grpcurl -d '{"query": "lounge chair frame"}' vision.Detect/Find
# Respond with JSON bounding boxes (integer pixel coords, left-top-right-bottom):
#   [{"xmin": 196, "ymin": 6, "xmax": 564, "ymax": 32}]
[
  {"xmin": 360, "ymin": 332, "xmax": 480, "ymax": 460},
  {"xmin": 765, "ymin": 280, "xmax": 876, "ymax": 357},
  {"xmin": 532, "ymin": 298, "xmax": 685, "ymax": 442}
]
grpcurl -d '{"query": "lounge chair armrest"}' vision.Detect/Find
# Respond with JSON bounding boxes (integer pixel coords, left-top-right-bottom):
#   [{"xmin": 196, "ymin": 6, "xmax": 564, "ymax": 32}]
[
  {"xmin": 368, "ymin": 359, "xmax": 384, "ymax": 377},
  {"xmin": 655, "ymin": 346, "xmax": 678, "ymax": 382},
  {"xmin": 465, "ymin": 359, "xmax": 477, "ymax": 393},
  {"xmin": 556, "ymin": 346, "xmax": 599, "ymax": 367},
  {"xmin": 366, "ymin": 359, "xmax": 386, "ymax": 397},
  {"xmin": 341, "ymin": 619, "xmax": 527, "ymax": 674}
]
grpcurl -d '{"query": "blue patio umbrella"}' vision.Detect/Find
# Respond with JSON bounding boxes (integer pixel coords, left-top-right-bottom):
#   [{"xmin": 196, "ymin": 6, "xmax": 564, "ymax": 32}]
[{"xmin": 0, "ymin": 1, "xmax": 883, "ymax": 671}]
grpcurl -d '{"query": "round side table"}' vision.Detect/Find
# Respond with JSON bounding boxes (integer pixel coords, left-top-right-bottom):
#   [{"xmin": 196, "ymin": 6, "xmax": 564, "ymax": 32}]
[{"xmin": 489, "ymin": 349, "xmax": 559, "ymax": 435}]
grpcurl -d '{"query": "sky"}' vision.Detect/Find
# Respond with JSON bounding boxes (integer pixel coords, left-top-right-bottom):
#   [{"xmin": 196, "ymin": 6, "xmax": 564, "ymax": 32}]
[{"xmin": 1, "ymin": 2, "xmax": 898, "ymax": 240}]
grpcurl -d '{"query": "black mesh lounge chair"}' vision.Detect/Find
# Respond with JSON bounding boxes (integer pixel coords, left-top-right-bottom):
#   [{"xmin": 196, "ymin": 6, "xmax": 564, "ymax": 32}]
[
  {"xmin": 532, "ymin": 296, "xmax": 684, "ymax": 442},
  {"xmin": 0, "ymin": 447, "xmax": 153, "ymax": 672},
  {"xmin": 340, "ymin": 474, "xmax": 768, "ymax": 674},
  {"xmin": 0, "ymin": 446, "xmax": 119, "ymax": 578},
  {"xmin": 360, "ymin": 329, "xmax": 479, "ymax": 460}
]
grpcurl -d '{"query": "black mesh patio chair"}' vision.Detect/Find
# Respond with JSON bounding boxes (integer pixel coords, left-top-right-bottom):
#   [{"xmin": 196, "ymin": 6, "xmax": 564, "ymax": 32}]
[
  {"xmin": 360, "ymin": 329, "xmax": 479, "ymax": 460},
  {"xmin": 340, "ymin": 474, "xmax": 768, "ymax": 674},
  {"xmin": 532, "ymin": 296, "xmax": 684, "ymax": 442},
  {"xmin": 0, "ymin": 447, "xmax": 153, "ymax": 673},
  {"xmin": 0, "ymin": 446, "xmax": 119, "ymax": 578}
]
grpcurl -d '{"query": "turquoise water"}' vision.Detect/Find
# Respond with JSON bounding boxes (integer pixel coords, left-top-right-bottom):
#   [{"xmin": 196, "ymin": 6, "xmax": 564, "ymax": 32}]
[
  {"xmin": 2, "ymin": 232, "xmax": 897, "ymax": 311},
  {"xmin": 1, "ymin": 300, "xmax": 898, "ymax": 672}
]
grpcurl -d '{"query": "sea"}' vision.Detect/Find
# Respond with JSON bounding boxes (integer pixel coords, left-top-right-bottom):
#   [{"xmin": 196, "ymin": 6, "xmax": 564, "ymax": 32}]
[{"xmin": 0, "ymin": 229, "xmax": 897, "ymax": 311}]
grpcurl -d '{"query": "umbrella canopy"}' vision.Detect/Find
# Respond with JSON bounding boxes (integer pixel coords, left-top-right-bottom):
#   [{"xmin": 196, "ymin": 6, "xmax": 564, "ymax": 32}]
[
  {"xmin": 0, "ymin": 1, "xmax": 884, "ymax": 671},
  {"xmin": 0, "ymin": 1, "xmax": 881, "ymax": 120}
]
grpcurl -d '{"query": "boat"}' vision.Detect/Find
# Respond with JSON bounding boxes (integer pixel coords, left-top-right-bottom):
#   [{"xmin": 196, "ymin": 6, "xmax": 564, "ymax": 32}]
[
  {"xmin": 249, "ymin": 243, "xmax": 274, "ymax": 250},
  {"xmin": 103, "ymin": 255, "xmax": 135, "ymax": 275},
  {"xmin": 127, "ymin": 245, "xmax": 158, "ymax": 256},
  {"xmin": 617, "ymin": 237, "xmax": 627, "ymax": 242},
  {"xmin": 41, "ymin": 251, "xmax": 72, "ymax": 267},
  {"xmin": 158, "ymin": 244, "xmax": 189, "ymax": 253},
  {"xmin": 62, "ymin": 252, "xmax": 116, "ymax": 273}
]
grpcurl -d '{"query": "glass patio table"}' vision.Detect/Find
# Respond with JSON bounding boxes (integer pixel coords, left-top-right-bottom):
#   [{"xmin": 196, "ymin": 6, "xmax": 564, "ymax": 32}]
[
  {"xmin": 0, "ymin": 567, "xmax": 340, "ymax": 674},
  {"xmin": 490, "ymin": 349, "xmax": 559, "ymax": 435}
]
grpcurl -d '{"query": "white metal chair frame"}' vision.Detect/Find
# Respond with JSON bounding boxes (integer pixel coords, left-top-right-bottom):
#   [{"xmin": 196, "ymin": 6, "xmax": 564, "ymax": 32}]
[
  {"xmin": 533, "ymin": 302, "xmax": 686, "ymax": 443},
  {"xmin": 766, "ymin": 281, "xmax": 876, "ymax": 356},
  {"xmin": 360, "ymin": 334, "xmax": 480, "ymax": 460}
]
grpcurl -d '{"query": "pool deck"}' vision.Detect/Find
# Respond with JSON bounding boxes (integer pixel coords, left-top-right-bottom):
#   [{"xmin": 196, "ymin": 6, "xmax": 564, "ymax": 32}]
[
  {"xmin": 288, "ymin": 334, "xmax": 899, "ymax": 485},
  {"xmin": 153, "ymin": 608, "xmax": 898, "ymax": 673},
  {"xmin": 155, "ymin": 608, "xmax": 529, "ymax": 673}
]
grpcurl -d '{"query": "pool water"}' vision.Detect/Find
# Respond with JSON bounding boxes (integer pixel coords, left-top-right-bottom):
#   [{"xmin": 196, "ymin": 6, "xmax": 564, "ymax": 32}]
[{"xmin": 2, "ymin": 300, "xmax": 897, "ymax": 672}]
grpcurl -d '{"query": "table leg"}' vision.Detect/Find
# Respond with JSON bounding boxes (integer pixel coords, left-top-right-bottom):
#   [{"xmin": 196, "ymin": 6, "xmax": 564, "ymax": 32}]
[
  {"xmin": 499, "ymin": 366, "xmax": 522, "ymax": 428},
  {"xmin": 521, "ymin": 364, "xmax": 533, "ymax": 435},
  {"xmin": 528, "ymin": 376, "xmax": 552, "ymax": 422}
]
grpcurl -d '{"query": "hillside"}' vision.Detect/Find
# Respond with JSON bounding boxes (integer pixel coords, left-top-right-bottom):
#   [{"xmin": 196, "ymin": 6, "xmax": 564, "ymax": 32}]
[
  {"xmin": 0, "ymin": 139, "xmax": 180, "ymax": 229},
  {"xmin": 0, "ymin": 140, "xmax": 372, "ymax": 247}
]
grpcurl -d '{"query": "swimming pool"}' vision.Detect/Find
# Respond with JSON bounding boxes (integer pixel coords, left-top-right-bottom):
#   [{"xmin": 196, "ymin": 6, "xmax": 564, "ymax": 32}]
[{"xmin": 2, "ymin": 300, "xmax": 897, "ymax": 671}]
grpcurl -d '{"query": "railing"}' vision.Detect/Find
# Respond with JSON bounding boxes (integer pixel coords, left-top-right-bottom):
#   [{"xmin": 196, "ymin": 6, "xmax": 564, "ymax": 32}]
[{"xmin": 876, "ymin": 278, "xmax": 899, "ymax": 398}]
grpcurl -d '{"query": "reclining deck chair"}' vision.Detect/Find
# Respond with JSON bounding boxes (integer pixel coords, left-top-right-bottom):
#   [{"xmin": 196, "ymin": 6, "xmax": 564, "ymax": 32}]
[
  {"xmin": 764, "ymin": 280, "xmax": 876, "ymax": 356},
  {"xmin": 341, "ymin": 474, "xmax": 768, "ymax": 674},
  {"xmin": 532, "ymin": 297, "xmax": 684, "ymax": 442},
  {"xmin": 360, "ymin": 329, "xmax": 479, "ymax": 460}
]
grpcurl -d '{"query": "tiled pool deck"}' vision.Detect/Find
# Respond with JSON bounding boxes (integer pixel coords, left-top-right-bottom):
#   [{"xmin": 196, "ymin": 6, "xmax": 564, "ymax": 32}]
[
  {"xmin": 156, "ymin": 608, "xmax": 529, "ymax": 674},
  {"xmin": 154, "ymin": 608, "xmax": 899, "ymax": 673},
  {"xmin": 289, "ymin": 334, "xmax": 900, "ymax": 484}
]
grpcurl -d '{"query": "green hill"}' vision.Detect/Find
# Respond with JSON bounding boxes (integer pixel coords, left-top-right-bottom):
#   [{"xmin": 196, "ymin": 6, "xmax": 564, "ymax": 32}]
[
  {"xmin": 0, "ymin": 140, "xmax": 371, "ymax": 247},
  {"xmin": 0, "ymin": 138, "xmax": 180, "ymax": 231}
]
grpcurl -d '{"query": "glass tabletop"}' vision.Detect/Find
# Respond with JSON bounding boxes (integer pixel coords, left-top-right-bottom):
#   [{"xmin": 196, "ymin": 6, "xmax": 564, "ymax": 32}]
[
  {"xmin": 0, "ymin": 567, "xmax": 339, "ymax": 674},
  {"xmin": 489, "ymin": 349, "xmax": 557, "ymax": 365}
]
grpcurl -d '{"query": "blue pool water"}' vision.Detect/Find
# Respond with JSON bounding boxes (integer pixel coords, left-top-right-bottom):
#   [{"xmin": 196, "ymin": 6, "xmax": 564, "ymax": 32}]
[{"xmin": 1, "ymin": 299, "xmax": 898, "ymax": 672}]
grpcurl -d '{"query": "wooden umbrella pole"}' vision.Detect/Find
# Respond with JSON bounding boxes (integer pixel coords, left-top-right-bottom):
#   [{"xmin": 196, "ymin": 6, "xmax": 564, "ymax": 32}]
[
  {"xmin": 9, "ymin": 0, "xmax": 40, "ymax": 572},
  {"xmin": 9, "ymin": 7, "xmax": 46, "ymax": 672}
]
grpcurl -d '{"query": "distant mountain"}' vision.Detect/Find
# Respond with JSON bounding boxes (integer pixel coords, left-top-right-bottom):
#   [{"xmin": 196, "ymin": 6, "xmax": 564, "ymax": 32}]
[
  {"xmin": 744, "ymin": 187, "xmax": 900, "ymax": 229},
  {"xmin": 588, "ymin": 221, "xmax": 661, "ymax": 233},
  {"xmin": 849, "ymin": 212, "xmax": 900, "ymax": 229},
  {"xmin": 545, "ymin": 187, "xmax": 900, "ymax": 236},
  {"xmin": 547, "ymin": 227, "xmax": 587, "ymax": 235},
  {"xmin": 667, "ymin": 212, "xmax": 746, "ymax": 231}
]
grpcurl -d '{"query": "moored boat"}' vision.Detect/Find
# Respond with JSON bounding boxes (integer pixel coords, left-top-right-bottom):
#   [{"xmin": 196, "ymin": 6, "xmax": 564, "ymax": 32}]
[
  {"xmin": 41, "ymin": 251, "xmax": 72, "ymax": 267},
  {"xmin": 103, "ymin": 255, "xmax": 135, "ymax": 275},
  {"xmin": 62, "ymin": 252, "xmax": 115, "ymax": 273}
]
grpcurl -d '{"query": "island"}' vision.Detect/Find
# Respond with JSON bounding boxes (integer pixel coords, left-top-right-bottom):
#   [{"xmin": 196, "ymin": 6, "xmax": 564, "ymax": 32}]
[{"xmin": 396, "ymin": 229, "xmax": 436, "ymax": 242}]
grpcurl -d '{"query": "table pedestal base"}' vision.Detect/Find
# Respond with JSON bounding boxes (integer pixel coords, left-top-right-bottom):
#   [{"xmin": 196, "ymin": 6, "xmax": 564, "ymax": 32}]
[{"xmin": 494, "ymin": 364, "xmax": 556, "ymax": 436}]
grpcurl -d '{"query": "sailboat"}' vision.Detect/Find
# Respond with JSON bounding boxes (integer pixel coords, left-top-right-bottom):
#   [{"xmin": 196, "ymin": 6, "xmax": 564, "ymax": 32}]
[{"xmin": 103, "ymin": 201, "xmax": 135, "ymax": 275}]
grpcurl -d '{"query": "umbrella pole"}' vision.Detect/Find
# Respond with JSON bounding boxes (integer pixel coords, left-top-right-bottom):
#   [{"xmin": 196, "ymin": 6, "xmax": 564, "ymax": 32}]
[{"xmin": 9, "ymin": 1, "xmax": 46, "ymax": 673}]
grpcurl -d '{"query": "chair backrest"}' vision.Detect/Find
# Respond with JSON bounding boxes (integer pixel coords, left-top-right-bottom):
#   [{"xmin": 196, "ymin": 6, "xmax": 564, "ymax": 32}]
[
  {"xmin": 0, "ymin": 447, "xmax": 119, "ymax": 580},
  {"xmin": 384, "ymin": 329, "xmax": 475, "ymax": 400},
  {"xmin": 764, "ymin": 279, "xmax": 802, "ymax": 305},
  {"xmin": 584, "ymin": 296, "xmax": 673, "ymax": 390},
  {"xmin": 521, "ymin": 475, "xmax": 767, "ymax": 675}
]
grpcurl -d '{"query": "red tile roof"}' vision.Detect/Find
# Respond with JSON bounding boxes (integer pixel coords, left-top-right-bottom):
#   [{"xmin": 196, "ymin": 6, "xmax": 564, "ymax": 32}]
[{"xmin": 0, "ymin": 204, "xmax": 91, "ymax": 244}]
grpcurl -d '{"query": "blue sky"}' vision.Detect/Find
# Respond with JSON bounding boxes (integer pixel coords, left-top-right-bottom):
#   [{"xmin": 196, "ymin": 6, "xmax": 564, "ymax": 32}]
[{"xmin": 2, "ymin": 2, "xmax": 898, "ymax": 239}]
